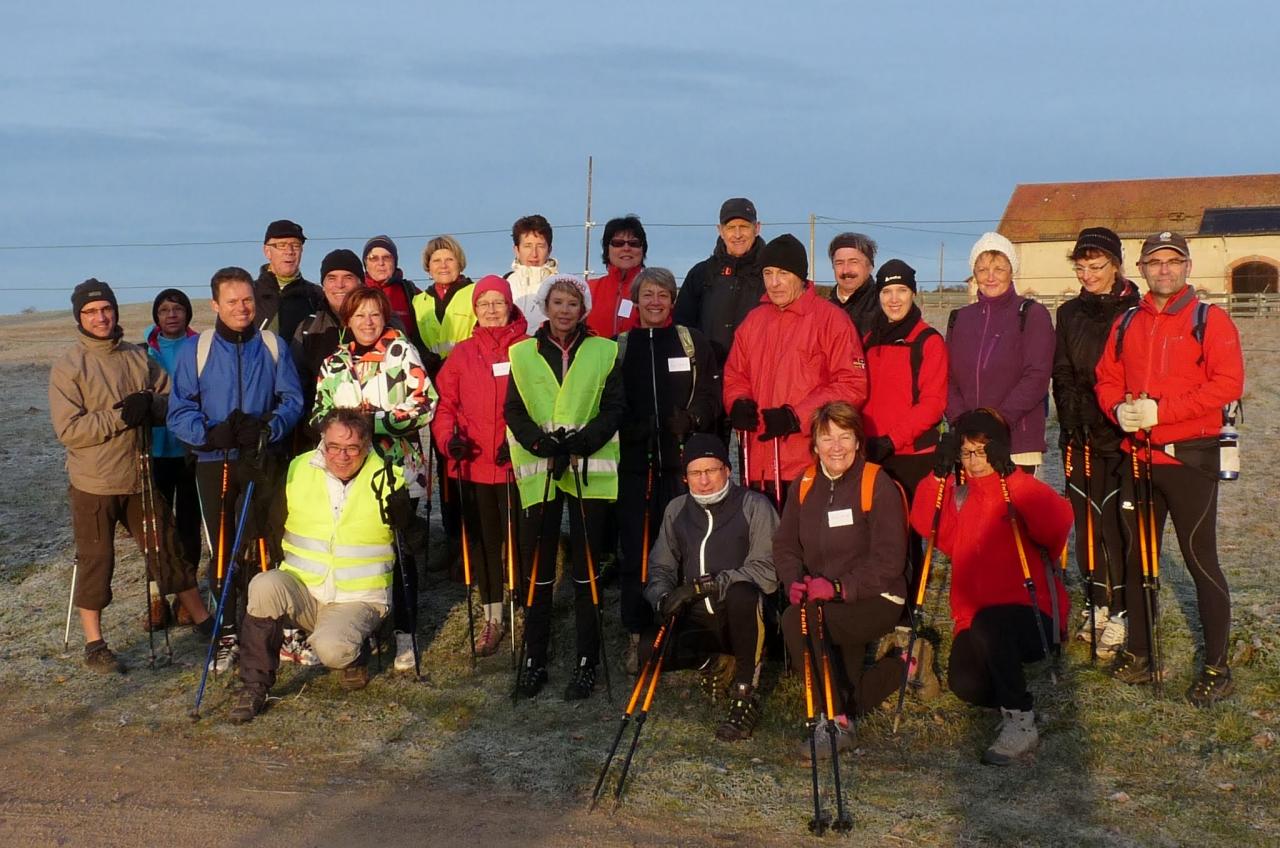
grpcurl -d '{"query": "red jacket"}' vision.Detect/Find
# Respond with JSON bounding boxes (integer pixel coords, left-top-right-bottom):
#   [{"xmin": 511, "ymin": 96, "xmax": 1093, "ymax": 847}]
[
  {"xmin": 586, "ymin": 265, "xmax": 643, "ymax": 338},
  {"xmin": 862, "ymin": 319, "xmax": 948, "ymax": 455},
  {"xmin": 723, "ymin": 285, "xmax": 868, "ymax": 484},
  {"xmin": 910, "ymin": 470, "xmax": 1072, "ymax": 637},
  {"xmin": 432, "ymin": 308, "xmax": 529, "ymax": 486},
  {"xmin": 1094, "ymin": 285, "xmax": 1243, "ymax": 464}
]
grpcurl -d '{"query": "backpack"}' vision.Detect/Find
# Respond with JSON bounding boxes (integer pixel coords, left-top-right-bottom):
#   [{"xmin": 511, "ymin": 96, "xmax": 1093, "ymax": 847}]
[
  {"xmin": 195, "ymin": 328, "xmax": 280, "ymax": 378},
  {"xmin": 1114, "ymin": 301, "xmax": 1210, "ymax": 365},
  {"xmin": 796, "ymin": 461, "xmax": 908, "ymax": 519}
]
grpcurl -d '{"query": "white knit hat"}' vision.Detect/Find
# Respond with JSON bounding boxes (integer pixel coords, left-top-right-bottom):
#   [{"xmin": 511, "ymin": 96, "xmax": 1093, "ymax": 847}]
[
  {"xmin": 534, "ymin": 273, "xmax": 592, "ymax": 314},
  {"xmin": 969, "ymin": 232, "xmax": 1019, "ymax": 277}
]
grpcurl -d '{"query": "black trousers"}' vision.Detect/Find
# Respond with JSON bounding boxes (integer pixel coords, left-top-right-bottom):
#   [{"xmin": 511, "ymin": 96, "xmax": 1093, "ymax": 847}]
[
  {"xmin": 782, "ymin": 596, "xmax": 904, "ymax": 718},
  {"xmin": 1064, "ymin": 447, "xmax": 1127, "ymax": 611},
  {"xmin": 617, "ymin": 467, "xmax": 684, "ymax": 634},
  {"xmin": 882, "ymin": 452, "xmax": 935, "ymax": 605},
  {"xmin": 519, "ymin": 489, "xmax": 609, "ymax": 667},
  {"xmin": 1119, "ymin": 443, "xmax": 1231, "ymax": 668},
  {"xmin": 644, "ymin": 581, "xmax": 764, "ymax": 688},
  {"xmin": 151, "ymin": 455, "xmax": 202, "ymax": 571},
  {"xmin": 459, "ymin": 480, "xmax": 512, "ymax": 607},
  {"xmin": 949, "ymin": 604, "xmax": 1052, "ymax": 712},
  {"xmin": 391, "ymin": 497, "xmax": 420, "ymax": 633}
]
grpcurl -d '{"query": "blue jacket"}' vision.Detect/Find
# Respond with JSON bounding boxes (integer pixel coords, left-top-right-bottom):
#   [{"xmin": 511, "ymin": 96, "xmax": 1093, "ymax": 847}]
[
  {"xmin": 167, "ymin": 323, "xmax": 304, "ymax": 462},
  {"xmin": 144, "ymin": 324, "xmax": 197, "ymax": 458}
]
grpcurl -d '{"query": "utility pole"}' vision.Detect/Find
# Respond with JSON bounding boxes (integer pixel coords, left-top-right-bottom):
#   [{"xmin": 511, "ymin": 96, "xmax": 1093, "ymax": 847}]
[
  {"xmin": 808, "ymin": 214, "xmax": 816, "ymax": 281},
  {"xmin": 937, "ymin": 241, "xmax": 945, "ymax": 293},
  {"xmin": 582, "ymin": 156, "xmax": 595, "ymax": 281}
]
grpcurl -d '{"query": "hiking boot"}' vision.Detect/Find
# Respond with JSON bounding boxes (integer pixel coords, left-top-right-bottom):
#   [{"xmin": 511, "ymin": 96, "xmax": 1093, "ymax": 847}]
[
  {"xmin": 624, "ymin": 633, "xmax": 640, "ymax": 675},
  {"xmin": 905, "ymin": 638, "xmax": 942, "ymax": 701},
  {"xmin": 715, "ymin": 683, "xmax": 761, "ymax": 741},
  {"xmin": 1186, "ymin": 665, "xmax": 1234, "ymax": 708},
  {"xmin": 516, "ymin": 658, "xmax": 547, "ymax": 698},
  {"xmin": 982, "ymin": 708, "xmax": 1038, "ymax": 765},
  {"xmin": 564, "ymin": 657, "xmax": 597, "ymax": 700},
  {"xmin": 139, "ymin": 596, "xmax": 172, "ymax": 632},
  {"xmin": 208, "ymin": 634, "xmax": 239, "ymax": 674},
  {"xmin": 228, "ymin": 684, "xmax": 267, "ymax": 724},
  {"xmin": 84, "ymin": 640, "xmax": 126, "ymax": 675},
  {"xmin": 699, "ymin": 654, "xmax": 736, "ymax": 702},
  {"xmin": 1076, "ymin": 605, "xmax": 1110, "ymax": 644},
  {"xmin": 279, "ymin": 629, "xmax": 321, "ymax": 666},
  {"xmin": 1097, "ymin": 612, "xmax": 1128, "ymax": 657},
  {"xmin": 340, "ymin": 663, "xmax": 370, "ymax": 691},
  {"xmin": 475, "ymin": 619, "xmax": 504, "ymax": 658},
  {"xmin": 393, "ymin": 631, "xmax": 417, "ymax": 672},
  {"xmin": 1110, "ymin": 650, "xmax": 1157, "ymax": 685}
]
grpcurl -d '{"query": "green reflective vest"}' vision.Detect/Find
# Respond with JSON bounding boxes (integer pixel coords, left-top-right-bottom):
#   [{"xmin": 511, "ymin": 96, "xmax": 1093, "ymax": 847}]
[
  {"xmin": 280, "ymin": 453, "xmax": 396, "ymax": 601},
  {"xmin": 507, "ymin": 336, "xmax": 619, "ymax": 507},
  {"xmin": 413, "ymin": 283, "xmax": 476, "ymax": 359}
]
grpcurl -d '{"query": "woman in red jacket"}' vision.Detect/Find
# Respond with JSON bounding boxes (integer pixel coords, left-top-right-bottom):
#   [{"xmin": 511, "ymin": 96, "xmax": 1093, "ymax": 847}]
[
  {"xmin": 586, "ymin": 215, "xmax": 646, "ymax": 338},
  {"xmin": 432, "ymin": 276, "xmax": 529, "ymax": 656},
  {"xmin": 910, "ymin": 409, "xmax": 1071, "ymax": 766}
]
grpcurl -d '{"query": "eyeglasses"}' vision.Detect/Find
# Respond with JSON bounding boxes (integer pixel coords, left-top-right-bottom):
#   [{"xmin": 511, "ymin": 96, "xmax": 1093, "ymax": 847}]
[
  {"xmin": 960, "ymin": 448, "xmax": 987, "ymax": 460},
  {"xmin": 79, "ymin": 305, "xmax": 115, "ymax": 317},
  {"xmin": 323, "ymin": 443, "xmax": 364, "ymax": 458},
  {"xmin": 686, "ymin": 467, "xmax": 725, "ymax": 480},
  {"xmin": 1140, "ymin": 258, "xmax": 1188, "ymax": 271},
  {"xmin": 1073, "ymin": 262, "xmax": 1111, "ymax": 275},
  {"xmin": 610, "ymin": 238, "xmax": 643, "ymax": 249},
  {"xmin": 366, "ymin": 254, "xmax": 394, "ymax": 263},
  {"xmin": 266, "ymin": 242, "xmax": 302, "ymax": 253}
]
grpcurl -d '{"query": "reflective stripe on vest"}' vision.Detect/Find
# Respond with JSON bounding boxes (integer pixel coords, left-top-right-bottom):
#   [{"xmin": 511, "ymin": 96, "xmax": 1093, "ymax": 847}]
[
  {"xmin": 507, "ymin": 336, "xmax": 620, "ymax": 507},
  {"xmin": 413, "ymin": 285, "xmax": 477, "ymax": 359},
  {"xmin": 278, "ymin": 454, "xmax": 396, "ymax": 598}
]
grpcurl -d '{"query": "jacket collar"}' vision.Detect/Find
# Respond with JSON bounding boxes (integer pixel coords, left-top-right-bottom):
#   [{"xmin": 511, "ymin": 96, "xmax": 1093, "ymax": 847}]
[{"xmin": 1141, "ymin": 283, "xmax": 1197, "ymax": 316}]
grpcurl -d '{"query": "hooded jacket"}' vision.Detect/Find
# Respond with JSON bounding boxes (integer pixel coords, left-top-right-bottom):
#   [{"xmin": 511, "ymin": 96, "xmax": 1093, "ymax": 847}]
[
  {"xmin": 674, "ymin": 236, "xmax": 766, "ymax": 368},
  {"xmin": 722, "ymin": 284, "xmax": 869, "ymax": 484},
  {"xmin": 945, "ymin": 285, "xmax": 1055, "ymax": 455},
  {"xmin": 586, "ymin": 265, "xmax": 643, "ymax": 339},
  {"xmin": 254, "ymin": 265, "xmax": 324, "ymax": 343},
  {"xmin": 432, "ymin": 278, "xmax": 530, "ymax": 485},
  {"xmin": 861, "ymin": 310, "xmax": 948, "ymax": 455},
  {"xmin": 144, "ymin": 324, "xmax": 198, "ymax": 458}
]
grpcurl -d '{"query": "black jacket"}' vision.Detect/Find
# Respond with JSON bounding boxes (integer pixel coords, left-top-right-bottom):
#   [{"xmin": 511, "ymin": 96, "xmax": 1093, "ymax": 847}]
[
  {"xmin": 673, "ymin": 236, "xmax": 766, "ymax": 368},
  {"xmin": 1052, "ymin": 278, "xmax": 1140, "ymax": 453},
  {"xmin": 255, "ymin": 265, "xmax": 324, "ymax": 343},
  {"xmin": 830, "ymin": 281, "xmax": 880, "ymax": 339}
]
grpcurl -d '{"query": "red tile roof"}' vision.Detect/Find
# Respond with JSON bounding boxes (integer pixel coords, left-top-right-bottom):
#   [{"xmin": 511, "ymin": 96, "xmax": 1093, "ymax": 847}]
[{"xmin": 997, "ymin": 174, "xmax": 1280, "ymax": 242}]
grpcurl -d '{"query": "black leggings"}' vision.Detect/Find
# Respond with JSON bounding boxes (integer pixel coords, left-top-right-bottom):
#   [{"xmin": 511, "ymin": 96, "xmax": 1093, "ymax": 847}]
[
  {"xmin": 1119, "ymin": 443, "xmax": 1231, "ymax": 668},
  {"xmin": 949, "ymin": 604, "xmax": 1053, "ymax": 712},
  {"xmin": 391, "ymin": 497, "xmax": 420, "ymax": 633},
  {"xmin": 882, "ymin": 452, "xmax": 934, "ymax": 604},
  {"xmin": 644, "ymin": 582, "xmax": 764, "ymax": 688},
  {"xmin": 781, "ymin": 596, "xmax": 904, "ymax": 717},
  {"xmin": 617, "ymin": 468, "xmax": 683, "ymax": 634},
  {"xmin": 1064, "ymin": 447, "xmax": 1126, "ymax": 611},
  {"xmin": 459, "ymin": 480, "xmax": 512, "ymax": 607}
]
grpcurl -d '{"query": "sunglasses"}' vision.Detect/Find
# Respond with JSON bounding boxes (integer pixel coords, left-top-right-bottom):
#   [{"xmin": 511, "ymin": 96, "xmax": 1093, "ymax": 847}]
[{"xmin": 610, "ymin": 238, "xmax": 643, "ymax": 249}]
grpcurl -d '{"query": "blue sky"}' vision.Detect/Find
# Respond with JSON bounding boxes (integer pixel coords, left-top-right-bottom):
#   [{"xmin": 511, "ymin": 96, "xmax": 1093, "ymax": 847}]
[{"xmin": 2, "ymin": 1, "xmax": 1275, "ymax": 315}]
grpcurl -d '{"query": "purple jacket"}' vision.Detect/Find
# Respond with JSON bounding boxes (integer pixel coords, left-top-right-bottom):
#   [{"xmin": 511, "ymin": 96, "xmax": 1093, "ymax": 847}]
[{"xmin": 945, "ymin": 285, "xmax": 1054, "ymax": 454}]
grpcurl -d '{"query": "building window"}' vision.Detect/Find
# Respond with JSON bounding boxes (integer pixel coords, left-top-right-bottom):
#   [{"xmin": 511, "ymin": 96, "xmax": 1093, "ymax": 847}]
[{"xmin": 1231, "ymin": 261, "xmax": 1278, "ymax": 294}]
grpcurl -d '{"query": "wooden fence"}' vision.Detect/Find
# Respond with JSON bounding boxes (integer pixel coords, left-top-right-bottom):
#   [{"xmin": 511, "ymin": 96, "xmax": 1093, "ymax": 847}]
[{"xmin": 912, "ymin": 290, "xmax": 1280, "ymax": 318}]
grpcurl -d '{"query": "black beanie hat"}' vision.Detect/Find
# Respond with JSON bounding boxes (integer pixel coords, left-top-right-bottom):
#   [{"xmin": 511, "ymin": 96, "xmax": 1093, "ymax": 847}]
[
  {"xmin": 954, "ymin": 408, "xmax": 1011, "ymax": 451},
  {"xmin": 682, "ymin": 433, "xmax": 730, "ymax": 470},
  {"xmin": 875, "ymin": 259, "xmax": 918, "ymax": 294},
  {"xmin": 152, "ymin": 288, "xmax": 193, "ymax": 326},
  {"xmin": 1071, "ymin": 227, "xmax": 1123, "ymax": 264},
  {"xmin": 71, "ymin": 278, "xmax": 118, "ymax": 320},
  {"xmin": 760, "ymin": 234, "xmax": 808, "ymax": 282},
  {"xmin": 363, "ymin": 234, "xmax": 398, "ymax": 266},
  {"xmin": 321, "ymin": 249, "xmax": 365, "ymax": 282},
  {"xmin": 264, "ymin": 219, "xmax": 305, "ymax": 243}
]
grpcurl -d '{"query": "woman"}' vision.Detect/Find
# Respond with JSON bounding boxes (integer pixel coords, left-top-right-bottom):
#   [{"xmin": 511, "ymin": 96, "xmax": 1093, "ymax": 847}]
[
  {"xmin": 615, "ymin": 267, "xmax": 719, "ymax": 671},
  {"xmin": 431, "ymin": 276, "xmax": 528, "ymax": 656},
  {"xmin": 945, "ymin": 232, "xmax": 1055, "ymax": 473},
  {"xmin": 775, "ymin": 401, "xmax": 915, "ymax": 752},
  {"xmin": 860, "ymin": 259, "xmax": 948, "ymax": 600},
  {"xmin": 586, "ymin": 215, "xmax": 647, "ymax": 338},
  {"xmin": 505, "ymin": 274, "xmax": 624, "ymax": 699},
  {"xmin": 1051, "ymin": 228, "xmax": 1140, "ymax": 653},
  {"xmin": 312, "ymin": 287, "xmax": 437, "ymax": 673},
  {"xmin": 910, "ymin": 409, "xmax": 1071, "ymax": 766},
  {"xmin": 362, "ymin": 235, "xmax": 428, "ymax": 363}
]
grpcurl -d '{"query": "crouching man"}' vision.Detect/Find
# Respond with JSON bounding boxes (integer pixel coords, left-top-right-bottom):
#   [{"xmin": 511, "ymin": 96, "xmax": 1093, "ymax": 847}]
[
  {"xmin": 643, "ymin": 434, "xmax": 779, "ymax": 742},
  {"xmin": 230, "ymin": 408, "xmax": 410, "ymax": 722}
]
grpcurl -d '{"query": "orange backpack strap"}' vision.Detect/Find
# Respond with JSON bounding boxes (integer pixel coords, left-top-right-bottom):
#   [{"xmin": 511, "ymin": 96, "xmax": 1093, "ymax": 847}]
[
  {"xmin": 797, "ymin": 465, "xmax": 818, "ymax": 505},
  {"xmin": 860, "ymin": 462, "xmax": 880, "ymax": 513}
]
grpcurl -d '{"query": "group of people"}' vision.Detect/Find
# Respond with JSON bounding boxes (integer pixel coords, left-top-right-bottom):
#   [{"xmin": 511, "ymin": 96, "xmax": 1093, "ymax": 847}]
[{"xmin": 49, "ymin": 197, "xmax": 1243, "ymax": 763}]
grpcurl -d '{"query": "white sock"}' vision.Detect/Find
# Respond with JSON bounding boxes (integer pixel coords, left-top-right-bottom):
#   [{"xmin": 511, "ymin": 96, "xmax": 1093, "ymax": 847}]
[{"xmin": 484, "ymin": 602, "xmax": 503, "ymax": 622}]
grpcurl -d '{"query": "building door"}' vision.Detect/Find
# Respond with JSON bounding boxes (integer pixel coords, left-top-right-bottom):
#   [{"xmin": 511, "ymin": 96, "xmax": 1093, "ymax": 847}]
[{"xmin": 1231, "ymin": 261, "xmax": 1279, "ymax": 293}]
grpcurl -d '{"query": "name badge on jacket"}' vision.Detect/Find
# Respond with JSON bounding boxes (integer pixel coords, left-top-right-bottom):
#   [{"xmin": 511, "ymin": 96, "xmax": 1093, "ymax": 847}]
[
  {"xmin": 492, "ymin": 361, "xmax": 511, "ymax": 377},
  {"xmin": 827, "ymin": 508, "xmax": 854, "ymax": 528},
  {"xmin": 667, "ymin": 356, "xmax": 691, "ymax": 373}
]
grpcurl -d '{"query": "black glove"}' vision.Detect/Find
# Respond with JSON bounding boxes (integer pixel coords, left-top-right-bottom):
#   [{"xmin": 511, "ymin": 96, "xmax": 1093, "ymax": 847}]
[
  {"xmin": 562, "ymin": 430, "xmax": 588, "ymax": 457},
  {"xmin": 759, "ymin": 406, "xmax": 801, "ymax": 441},
  {"xmin": 206, "ymin": 414, "xmax": 239, "ymax": 451},
  {"xmin": 666, "ymin": 408, "xmax": 694, "ymax": 443},
  {"xmin": 986, "ymin": 439, "xmax": 1017, "ymax": 477},
  {"xmin": 865, "ymin": 435, "xmax": 895, "ymax": 463},
  {"xmin": 384, "ymin": 486, "xmax": 415, "ymax": 530},
  {"xmin": 235, "ymin": 455, "xmax": 269, "ymax": 489},
  {"xmin": 115, "ymin": 391, "xmax": 154, "ymax": 429},
  {"xmin": 235, "ymin": 413, "xmax": 265, "ymax": 449},
  {"xmin": 529, "ymin": 427, "xmax": 567, "ymax": 458},
  {"xmin": 447, "ymin": 432, "xmax": 475, "ymax": 461},
  {"xmin": 729, "ymin": 398, "xmax": 759, "ymax": 432},
  {"xmin": 932, "ymin": 429, "xmax": 960, "ymax": 478},
  {"xmin": 551, "ymin": 452, "xmax": 571, "ymax": 480},
  {"xmin": 495, "ymin": 441, "xmax": 511, "ymax": 467},
  {"xmin": 659, "ymin": 583, "xmax": 699, "ymax": 620}
]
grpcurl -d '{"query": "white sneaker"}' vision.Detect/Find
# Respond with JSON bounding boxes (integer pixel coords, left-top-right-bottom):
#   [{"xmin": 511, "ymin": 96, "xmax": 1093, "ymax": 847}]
[
  {"xmin": 393, "ymin": 631, "xmax": 417, "ymax": 673},
  {"xmin": 208, "ymin": 634, "xmax": 239, "ymax": 674},
  {"xmin": 1097, "ymin": 612, "xmax": 1128, "ymax": 656},
  {"xmin": 1076, "ymin": 605, "xmax": 1110, "ymax": 643},
  {"xmin": 279, "ymin": 629, "xmax": 321, "ymax": 666},
  {"xmin": 982, "ymin": 708, "xmax": 1038, "ymax": 765}
]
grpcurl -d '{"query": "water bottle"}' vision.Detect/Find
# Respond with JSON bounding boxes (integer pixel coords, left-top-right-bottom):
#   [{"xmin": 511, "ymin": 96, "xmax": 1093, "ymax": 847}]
[{"xmin": 1219, "ymin": 402, "xmax": 1240, "ymax": 482}]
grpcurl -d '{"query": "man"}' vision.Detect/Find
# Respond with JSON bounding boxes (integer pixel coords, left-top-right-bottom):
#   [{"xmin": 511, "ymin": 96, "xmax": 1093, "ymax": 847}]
[
  {"xmin": 505, "ymin": 214, "xmax": 558, "ymax": 334},
  {"xmin": 50, "ymin": 279, "xmax": 213, "ymax": 673},
  {"xmin": 827, "ymin": 232, "xmax": 880, "ymax": 337},
  {"xmin": 168, "ymin": 267, "xmax": 304, "ymax": 673},
  {"xmin": 673, "ymin": 197, "xmax": 767, "ymax": 373},
  {"xmin": 723, "ymin": 234, "xmax": 869, "ymax": 503},
  {"xmin": 1094, "ymin": 231, "xmax": 1244, "ymax": 707},
  {"xmin": 229, "ymin": 409, "xmax": 411, "ymax": 722},
  {"xmin": 255, "ymin": 219, "xmax": 324, "ymax": 342},
  {"xmin": 292, "ymin": 248, "xmax": 365, "ymax": 441},
  {"xmin": 643, "ymin": 434, "xmax": 779, "ymax": 741}
]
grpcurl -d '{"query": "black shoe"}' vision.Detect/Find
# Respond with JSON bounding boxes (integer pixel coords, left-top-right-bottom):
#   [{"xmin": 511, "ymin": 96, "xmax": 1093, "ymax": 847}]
[
  {"xmin": 699, "ymin": 654, "xmax": 736, "ymax": 702},
  {"xmin": 516, "ymin": 658, "xmax": 547, "ymax": 698},
  {"xmin": 229, "ymin": 684, "xmax": 268, "ymax": 724},
  {"xmin": 715, "ymin": 683, "xmax": 761, "ymax": 741},
  {"xmin": 564, "ymin": 657, "xmax": 597, "ymax": 700},
  {"xmin": 84, "ymin": 640, "xmax": 126, "ymax": 675},
  {"xmin": 1186, "ymin": 665, "xmax": 1234, "ymax": 708},
  {"xmin": 1110, "ymin": 651, "xmax": 1156, "ymax": 685}
]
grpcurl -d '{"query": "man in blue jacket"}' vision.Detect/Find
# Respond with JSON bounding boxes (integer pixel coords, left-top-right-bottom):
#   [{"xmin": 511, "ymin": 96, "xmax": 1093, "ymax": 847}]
[{"xmin": 167, "ymin": 266, "xmax": 303, "ymax": 672}]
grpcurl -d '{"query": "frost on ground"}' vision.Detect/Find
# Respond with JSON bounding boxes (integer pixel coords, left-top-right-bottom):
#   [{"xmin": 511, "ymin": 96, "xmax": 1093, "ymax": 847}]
[{"xmin": 0, "ymin": 304, "xmax": 1277, "ymax": 847}]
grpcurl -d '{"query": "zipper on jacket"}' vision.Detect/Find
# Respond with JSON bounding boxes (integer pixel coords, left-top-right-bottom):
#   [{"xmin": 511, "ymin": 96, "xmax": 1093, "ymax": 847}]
[{"xmin": 698, "ymin": 504, "xmax": 715, "ymax": 614}]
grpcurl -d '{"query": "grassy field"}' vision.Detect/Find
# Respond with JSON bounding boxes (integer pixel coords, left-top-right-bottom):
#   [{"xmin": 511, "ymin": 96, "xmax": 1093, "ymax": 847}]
[{"xmin": 1, "ymin": 305, "xmax": 1277, "ymax": 846}]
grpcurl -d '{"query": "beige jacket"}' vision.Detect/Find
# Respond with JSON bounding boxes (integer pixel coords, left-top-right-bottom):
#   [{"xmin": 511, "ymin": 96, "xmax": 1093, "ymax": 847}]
[{"xmin": 49, "ymin": 330, "xmax": 170, "ymax": 496}]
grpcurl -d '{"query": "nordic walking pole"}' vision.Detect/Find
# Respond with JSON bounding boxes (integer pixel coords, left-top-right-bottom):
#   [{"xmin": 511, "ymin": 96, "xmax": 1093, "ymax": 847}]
[
  {"xmin": 505, "ymin": 469, "xmax": 519, "ymax": 662},
  {"xmin": 135, "ymin": 429, "xmax": 159, "ymax": 668},
  {"xmin": 572, "ymin": 456, "xmax": 613, "ymax": 702},
  {"xmin": 512, "ymin": 461, "xmax": 555, "ymax": 703},
  {"xmin": 62, "ymin": 556, "xmax": 78, "ymax": 654},
  {"xmin": 772, "ymin": 436, "xmax": 783, "ymax": 511},
  {"xmin": 737, "ymin": 429, "xmax": 750, "ymax": 487},
  {"xmin": 1140, "ymin": 425, "xmax": 1163, "ymax": 695},
  {"xmin": 814, "ymin": 603, "xmax": 853, "ymax": 832},
  {"xmin": 799, "ymin": 603, "xmax": 829, "ymax": 836},
  {"xmin": 1000, "ymin": 476, "xmax": 1056, "ymax": 685},
  {"xmin": 454, "ymin": 442, "xmax": 477, "ymax": 669},
  {"xmin": 893, "ymin": 473, "xmax": 947, "ymax": 734},
  {"xmin": 591, "ymin": 615, "xmax": 673, "ymax": 809},
  {"xmin": 1083, "ymin": 442, "xmax": 1099, "ymax": 664},
  {"xmin": 138, "ymin": 428, "xmax": 172, "ymax": 665},
  {"xmin": 612, "ymin": 613, "xmax": 676, "ymax": 808},
  {"xmin": 213, "ymin": 454, "xmax": 230, "ymax": 609},
  {"xmin": 640, "ymin": 461, "xmax": 654, "ymax": 585},
  {"xmin": 375, "ymin": 458, "xmax": 421, "ymax": 680},
  {"xmin": 1061, "ymin": 442, "xmax": 1073, "ymax": 572}
]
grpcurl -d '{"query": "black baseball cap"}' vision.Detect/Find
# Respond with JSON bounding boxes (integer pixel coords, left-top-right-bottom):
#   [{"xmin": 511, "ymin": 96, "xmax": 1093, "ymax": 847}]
[
  {"xmin": 719, "ymin": 197, "xmax": 757, "ymax": 225},
  {"xmin": 1140, "ymin": 230, "xmax": 1189, "ymax": 258}
]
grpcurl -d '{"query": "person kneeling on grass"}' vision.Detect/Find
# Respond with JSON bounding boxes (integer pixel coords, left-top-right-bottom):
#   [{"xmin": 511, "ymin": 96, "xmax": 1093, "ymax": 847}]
[
  {"xmin": 230, "ymin": 409, "xmax": 411, "ymax": 723},
  {"xmin": 910, "ymin": 409, "xmax": 1071, "ymax": 765},
  {"xmin": 642, "ymin": 434, "xmax": 779, "ymax": 741}
]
